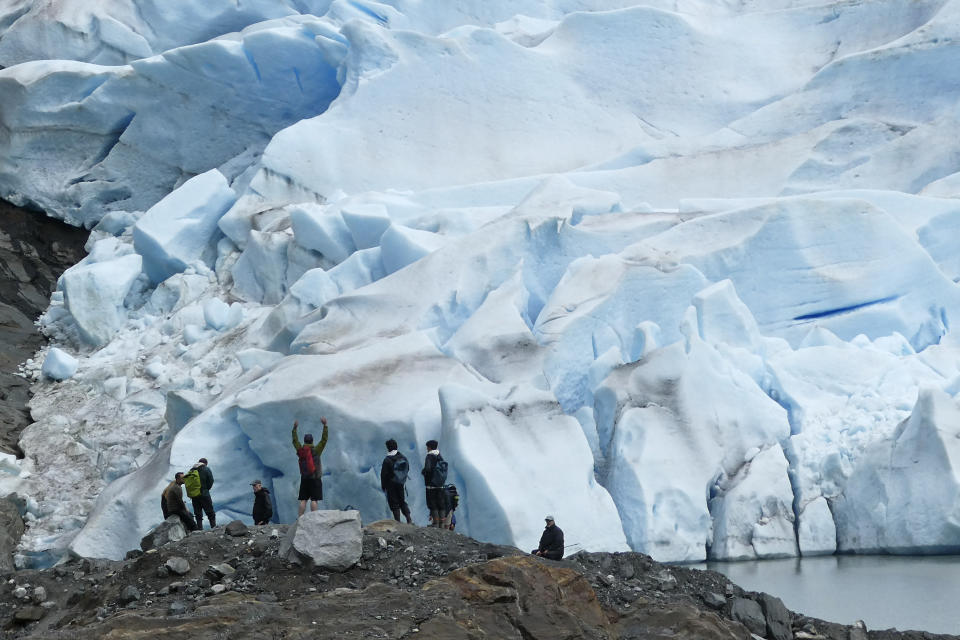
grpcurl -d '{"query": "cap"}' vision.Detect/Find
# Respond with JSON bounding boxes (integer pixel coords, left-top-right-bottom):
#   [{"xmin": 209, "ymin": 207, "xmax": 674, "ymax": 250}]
[
  {"xmin": 199, "ymin": 458, "xmax": 208, "ymax": 464},
  {"xmin": 250, "ymin": 479, "xmax": 262, "ymax": 486},
  {"xmin": 545, "ymin": 515, "xmax": 554, "ymax": 522}
]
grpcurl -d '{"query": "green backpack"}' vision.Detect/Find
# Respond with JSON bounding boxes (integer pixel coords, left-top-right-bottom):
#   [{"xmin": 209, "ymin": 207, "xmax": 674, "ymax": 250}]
[{"xmin": 184, "ymin": 469, "xmax": 202, "ymax": 498}]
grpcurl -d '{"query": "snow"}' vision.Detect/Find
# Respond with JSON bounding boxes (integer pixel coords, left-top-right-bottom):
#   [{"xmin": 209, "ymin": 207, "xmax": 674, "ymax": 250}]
[{"xmin": 2, "ymin": 0, "xmax": 960, "ymax": 566}]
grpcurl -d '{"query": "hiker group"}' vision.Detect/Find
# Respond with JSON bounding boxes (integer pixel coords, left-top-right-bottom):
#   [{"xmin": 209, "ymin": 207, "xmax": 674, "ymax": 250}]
[
  {"xmin": 381, "ymin": 438, "xmax": 458, "ymax": 529},
  {"xmin": 159, "ymin": 417, "xmax": 562, "ymax": 559},
  {"xmin": 160, "ymin": 457, "xmax": 215, "ymax": 532}
]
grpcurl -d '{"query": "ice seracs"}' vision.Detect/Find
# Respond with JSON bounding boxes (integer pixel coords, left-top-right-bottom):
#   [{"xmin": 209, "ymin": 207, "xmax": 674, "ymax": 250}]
[{"xmin": 3, "ymin": 0, "xmax": 960, "ymax": 565}]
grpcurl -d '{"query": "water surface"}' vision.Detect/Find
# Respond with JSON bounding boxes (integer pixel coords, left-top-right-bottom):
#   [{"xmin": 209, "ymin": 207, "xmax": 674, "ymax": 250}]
[{"xmin": 698, "ymin": 555, "xmax": 960, "ymax": 635}]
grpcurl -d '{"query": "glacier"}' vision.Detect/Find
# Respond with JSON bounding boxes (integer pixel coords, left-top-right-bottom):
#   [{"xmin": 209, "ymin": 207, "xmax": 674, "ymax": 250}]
[{"xmin": 2, "ymin": 0, "xmax": 960, "ymax": 566}]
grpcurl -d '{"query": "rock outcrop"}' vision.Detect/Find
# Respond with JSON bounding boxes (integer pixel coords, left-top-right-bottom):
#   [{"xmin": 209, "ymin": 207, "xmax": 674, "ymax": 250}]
[
  {"xmin": 0, "ymin": 520, "xmax": 952, "ymax": 639},
  {"xmin": 0, "ymin": 199, "xmax": 86, "ymax": 456}
]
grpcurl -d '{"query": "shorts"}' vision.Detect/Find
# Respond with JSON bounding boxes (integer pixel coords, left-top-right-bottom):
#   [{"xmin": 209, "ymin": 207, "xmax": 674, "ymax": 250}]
[
  {"xmin": 298, "ymin": 476, "xmax": 323, "ymax": 501},
  {"xmin": 385, "ymin": 484, "xmax": 408, "ymax": 511}
]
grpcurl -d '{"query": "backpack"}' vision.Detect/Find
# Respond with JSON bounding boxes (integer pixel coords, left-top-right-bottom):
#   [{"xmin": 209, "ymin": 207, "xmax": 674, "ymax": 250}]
[
  {"xmin": 429, "ymin": 456, "xmax": 448, "ymax": 487},
  {"xmin": 183, "ymin": 469, "xmax": 202, "ymax": 498},
  {"xmin": 391, "ymin": 454, "xmax": 409, "ymax": 485},
  {"xmin": 298, "ymin": 445, "xmax": 316, "ymax": 477},
  {"xmin": 445, "ymin": 484, "xmax": 459, "ymax": 511}
]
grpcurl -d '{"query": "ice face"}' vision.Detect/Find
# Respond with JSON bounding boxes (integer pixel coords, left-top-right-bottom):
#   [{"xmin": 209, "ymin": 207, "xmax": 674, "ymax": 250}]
[{"xmin": 4, "ymin": 0, "xmax": 960, "ymax": 565}]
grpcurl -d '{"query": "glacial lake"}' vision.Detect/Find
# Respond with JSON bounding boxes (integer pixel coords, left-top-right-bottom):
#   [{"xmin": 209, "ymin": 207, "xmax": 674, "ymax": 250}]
[{"xmin": 696, "ymin": 555, "xmax": 960, "ymax": 635}]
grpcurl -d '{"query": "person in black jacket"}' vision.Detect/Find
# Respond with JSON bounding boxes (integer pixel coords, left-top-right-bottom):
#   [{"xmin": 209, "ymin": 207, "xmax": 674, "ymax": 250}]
[
  {"xmin": 532, "ymin": 515, "xmax": 564, "ymax": 560},
  {"xmin": 192, "ymin": 457, "xmax": 216, "ymax": 529},
  {"xmin": 381, "ymin": 439, "xmax": 413, "ymax": 523},
  {"xmin": 250, "ymin": 479, "xmax": 273, "ymax": 525},
  {"xmin": 421, "ymin": 440, "xmax": 449, "ymax": 528}
]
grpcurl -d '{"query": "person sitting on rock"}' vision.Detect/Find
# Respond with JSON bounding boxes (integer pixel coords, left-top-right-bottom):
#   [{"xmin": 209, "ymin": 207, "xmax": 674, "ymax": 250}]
[
  {"xmin": 251, "ymin": 479, "xmax": 273, "ymax": 525},
  {"xmin": 161, "ymin": 472, "xmax": 198, "ymax": 531},
  {"xmin": 532, "ymin": 515, "xmax": 564, "ymax": 560},
  {"xmin": 381, "ymin": 438, "xmax": 413, "ymax": 524},
  {"xmin": 292, "ymin": 417, "xmax": 328, "ymax": 516}
]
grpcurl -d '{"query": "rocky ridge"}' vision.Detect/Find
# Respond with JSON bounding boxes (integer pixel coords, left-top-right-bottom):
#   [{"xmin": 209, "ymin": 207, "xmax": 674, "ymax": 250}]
[
  {"xmin": 0, "ymin": 200, "xmax": 87, "ymax": 457},
  {"xmin": 0, "ymin": 518, "xmax": 952, "ymax": 640}
]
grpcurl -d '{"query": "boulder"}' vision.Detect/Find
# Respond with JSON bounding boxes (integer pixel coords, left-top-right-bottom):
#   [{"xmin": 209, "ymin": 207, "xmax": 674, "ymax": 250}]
[
  {"xmin": 165, "ymin": 557, "xmax": 191, "ymax": 576},
  {"xmin": 140, "ymin": 517, "xmax": 186, "ymax": 551},
  {"xmin": 761, "ymin": 592, "xmax": 792, "ymax": 640},
  {"xmin": 0, "ymin": 495, "xmax": 25, "ymax": 573},
  {"xmin": 30, "ymin": 586, "xmax": 46, "ymax": 604},
  {"xmin": 206, "ymin": 563, "xmax": 236, "ymax": 581},
  {"xmin": 703, "ymin": 591, "xmax": 726, "ymax": 610},
  {"xmin": 118, "ymin": 585, "xmax": 140, "ymax": 605},
  {"xmin": 13, "ymin": 606, "xmax": 45, "ymax": 623},
  {"xmin": 279, "ymin": 510, "xmax": 362, "ymax": 571},
  {"xmin": 731, "ymin": 597, "xmax": 766, "ymax": 636},
  {"xmin": 422, "ymin": 555, "xmax": 609, "ymax": 637},
  {"xmin": 224, "ymin": 520, "xmax": 248, "ymax": 537}
]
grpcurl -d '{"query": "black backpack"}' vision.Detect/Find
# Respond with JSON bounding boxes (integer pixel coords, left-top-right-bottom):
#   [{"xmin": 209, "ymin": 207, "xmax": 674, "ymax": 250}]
[
  {"xmin": 445, "ymin": 484, "xmax": 459, "ymax": 511},
  {"xmin": 429, "ymin": 456, "xmax": 448, "ymax": 487},
  {"xmin": 391, "ymin": 453, "xmax": 409, "ymax": 485}
]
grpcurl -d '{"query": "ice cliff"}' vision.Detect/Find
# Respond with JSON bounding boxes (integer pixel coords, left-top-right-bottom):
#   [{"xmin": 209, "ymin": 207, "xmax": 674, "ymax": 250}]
[{"xmin": 2, "ymin": 0, "xmax": 960, "ymax": 565}]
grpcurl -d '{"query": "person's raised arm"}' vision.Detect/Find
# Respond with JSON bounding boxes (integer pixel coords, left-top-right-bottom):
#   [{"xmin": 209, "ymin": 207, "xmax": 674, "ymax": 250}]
[
  {"xmin": 292, "ymin": 420, "xmax": 302, "ymax": 450},
  {"xmin": 315, "ymin": 417, "xmax": 329, "ymax": 454}
]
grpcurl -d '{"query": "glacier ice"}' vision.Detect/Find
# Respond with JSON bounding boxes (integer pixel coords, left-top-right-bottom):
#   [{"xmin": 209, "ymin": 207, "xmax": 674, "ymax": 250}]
[
  {"xmin": 1, "ymin": 0, "xmax": 960, "ymax": 565},
  {"xmin": 40, "ymin": 348, "xmax": 78, "ymax": 381}
]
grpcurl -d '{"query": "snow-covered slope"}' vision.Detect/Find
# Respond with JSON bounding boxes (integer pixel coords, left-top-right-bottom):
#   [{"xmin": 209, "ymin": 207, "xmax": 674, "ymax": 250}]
[{"xmin": 3, "ymin": 0, "xmax": 960, "ymax": 565}]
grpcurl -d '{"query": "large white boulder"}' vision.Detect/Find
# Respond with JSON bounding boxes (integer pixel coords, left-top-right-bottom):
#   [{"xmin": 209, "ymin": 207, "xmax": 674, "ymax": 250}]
[{"xmin": 279, "ymin": 510, "xmax": 362, "ymax": 571}]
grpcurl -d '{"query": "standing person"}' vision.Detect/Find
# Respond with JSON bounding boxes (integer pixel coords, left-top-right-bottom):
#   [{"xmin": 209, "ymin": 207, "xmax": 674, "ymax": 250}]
[
  {"xmin": 380, "ymin": 439, "xmax": 412, "ymax": 524},
  {"xmin": 532, "ymin": 515, "xmax": 564, "ymax": 560},
  {"xmin": 251, "ymin": 479, "xmax": 273, "ymax": 525},
  {"xmin": 421, "ymin": 439, "xmax": 449, "ymax": 528},
  {"xmin": 191, "ymin": 457, "xmax": 216, "ymax": 529},
  {"xmin": 292, "ymin": 417, "xmax": 328, "ymax": 516},
  {"xmin": 161, "ymin": 472, "xmax": 198, "ymax": 531}
]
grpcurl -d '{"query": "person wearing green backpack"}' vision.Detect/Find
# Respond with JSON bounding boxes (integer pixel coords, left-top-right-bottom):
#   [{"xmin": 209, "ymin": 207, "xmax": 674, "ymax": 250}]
[{"xmin": 190, "ymin": 458, "xmax": 216, "ymax": 529}]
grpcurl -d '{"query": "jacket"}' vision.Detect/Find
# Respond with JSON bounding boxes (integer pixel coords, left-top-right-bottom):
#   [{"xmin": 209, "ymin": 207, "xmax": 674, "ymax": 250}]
[
  {"xmin": 380, "ymin": 452, "xmax": 408, "ymax": 491},
  {"xmin": 421, "ymin": 451, "xmax": 445, "ymax": 488},
  {"xmin": 197, "ymin": 464, "xmax": 214, "ymax": 497},
  {"xmin": 292, "ymin": 422, "xmax": 329, "ymax": 478},
  {"xmin": 252, "ymin": 488, "xmax": 273, "ymax": 524},
  {"xmin": 162, "ymin": 481, "xmax": 189, "ymax": 518}
]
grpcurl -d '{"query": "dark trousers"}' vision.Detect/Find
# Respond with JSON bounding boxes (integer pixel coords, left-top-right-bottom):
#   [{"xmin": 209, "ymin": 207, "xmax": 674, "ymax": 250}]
[
  {"xmin": 426, "ymin": 486, "xmax": 450, "ymax": 527},
  {"xmin": 192, "ymin": 495, "xmax": 216, "ymax": 529},
  {"xmin": 176, "ymin": 510, "xmax": 198, "ymax": 531},
  {"xmin": 385, "ymin": 484, "xmax": 411, "ymax": 521}
]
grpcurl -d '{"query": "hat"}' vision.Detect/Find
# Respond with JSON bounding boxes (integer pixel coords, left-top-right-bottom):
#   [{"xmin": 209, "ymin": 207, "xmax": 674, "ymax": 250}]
[
  {"xmin": 199, "ymin": 458, "xmax": 208, "ymax": 464},
  {"xmin": 304, "ymin": 433, "xmax": 314, "ymax": 444},
  {"xmin": 250, "ymin": 479, "xmax": 262, "ymax": 486},
  {"xmin": 545, "ymin": 515, "xmax": 555, "ymax": 522}
]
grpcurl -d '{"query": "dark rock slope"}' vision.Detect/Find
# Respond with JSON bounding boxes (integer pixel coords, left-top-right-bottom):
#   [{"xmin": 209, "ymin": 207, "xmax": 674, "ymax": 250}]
[
  {"xmin": 0, "ymin": 200, "xmax": 87, "ymax": 457},
  {"xmin": 0, "ymin": 520, "xmax": 953, "ymax": 640}
]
